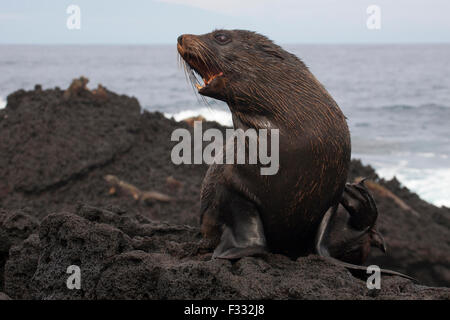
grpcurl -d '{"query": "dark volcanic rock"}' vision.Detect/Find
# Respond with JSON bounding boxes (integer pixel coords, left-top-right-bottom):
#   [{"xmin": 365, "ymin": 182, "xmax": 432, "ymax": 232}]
[
  {"xmin": 8, "ymin": 204, "xmax": 446, "ymax": 300},
  {"xmin": 0, "ymin": 86, "xmax": 140, "ymax": 194},
  {"xmin": 96, "ymin": 251, "xmax": 367, "ymax": 300},
  {"xmin": 31, "ymin": 212, "xmax": 132, "ymax": 299},
  {"xmin": 4, "ymin": 234, "xmax": 40, "ymax": 299},
  {"xmin": 0, "ymin": 83, "xmax": 205, "ymax": 226},
  {"xmin": 0, "ymin": 292, "xmax": 11, "ymax": 300},
  {"xmin": 0, "ymin": 82, "xmax": 449, "ymax": 299},
  {"xmin": 96, "ymin": 250, "xmax": 172, "ymax": 299},
  {"xmin": 0, "ymin": 209, "xmax": 39, "ymax": 291}
]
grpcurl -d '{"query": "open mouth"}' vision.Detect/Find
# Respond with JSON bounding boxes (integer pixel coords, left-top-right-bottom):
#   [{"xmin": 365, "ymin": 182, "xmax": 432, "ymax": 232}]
[
  {"xmin": 177, "ymin": 44, "xmax": 223, "ymax": 92},
  {"xmin": 193, "ymin": 72, "xmax": 223, "ymax": 91}
]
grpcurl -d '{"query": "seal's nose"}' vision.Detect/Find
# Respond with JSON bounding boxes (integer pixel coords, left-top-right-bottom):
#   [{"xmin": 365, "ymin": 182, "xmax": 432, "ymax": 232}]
[{"xmin": 177, "ymin": 35, "xmax": 183, "ymax": 46}]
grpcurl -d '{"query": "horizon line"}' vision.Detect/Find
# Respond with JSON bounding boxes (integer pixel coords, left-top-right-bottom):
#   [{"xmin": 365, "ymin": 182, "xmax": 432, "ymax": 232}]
[{"xmin": 1, "ymin": 41, "xmax": 450, "ymax": 46}]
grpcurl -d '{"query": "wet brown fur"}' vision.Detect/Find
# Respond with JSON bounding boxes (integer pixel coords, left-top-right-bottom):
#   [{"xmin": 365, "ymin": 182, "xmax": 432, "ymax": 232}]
[{"xmin": 178, "ymin": 30, "xmax": 351, "ymax": 258}]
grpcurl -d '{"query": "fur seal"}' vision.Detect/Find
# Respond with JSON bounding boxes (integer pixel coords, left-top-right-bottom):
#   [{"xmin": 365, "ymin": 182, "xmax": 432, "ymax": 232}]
[{"xmin": 177, "ymin": 29, "xmax": 413, "ymax": 280}]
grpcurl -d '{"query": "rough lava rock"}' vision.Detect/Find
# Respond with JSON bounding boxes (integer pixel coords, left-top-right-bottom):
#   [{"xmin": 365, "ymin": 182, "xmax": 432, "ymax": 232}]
[
  {"xmin": 0, "ymin": 209, "xmax": 39, "ymax": 291},
  {"xmin": 4, "ymin": 204, "xmax": 448, "ymax": 300},
  {"xmin": 0, "ymin": 81, "xmax": 449, "ymax": 299},
  {"xmin": 0, "ymin": 292, "xmax": 11, "ymax": 300},
  {"xmin": 0, "ymin": 85, "xmax": 140, "ymax": 194},
  {"xmin": 31, "ymin": 212, "xmax": 132, "ymax": 299}
]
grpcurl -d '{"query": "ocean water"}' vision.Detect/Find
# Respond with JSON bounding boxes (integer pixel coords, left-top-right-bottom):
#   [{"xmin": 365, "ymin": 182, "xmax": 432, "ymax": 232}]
[{"xmin": 0, "ymin": 44, "xmax": 449, "ymax": 207}]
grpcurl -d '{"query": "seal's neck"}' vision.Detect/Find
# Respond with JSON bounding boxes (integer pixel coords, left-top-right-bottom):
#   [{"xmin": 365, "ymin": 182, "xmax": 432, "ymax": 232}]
[{"xmin": 231, "ymin": 108, "xmax": 274, "ymax": 131}]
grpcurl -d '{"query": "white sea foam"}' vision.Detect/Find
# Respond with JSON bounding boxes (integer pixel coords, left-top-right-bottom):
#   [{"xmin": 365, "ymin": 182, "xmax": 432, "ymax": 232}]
[
  {"xmin": 164, "ymin": 107, "xmax": 232, "ymax": 127},
  {"xmin": 417, "ymin": 152, "xmax": 436, "ymax": 159},
  {"xmin": 376, "ymin": 164, "xmax": 450, "ymax": 207},
  {"xmin": 0, "ymin": 96, "xmax": 6, "ymax": 109}
]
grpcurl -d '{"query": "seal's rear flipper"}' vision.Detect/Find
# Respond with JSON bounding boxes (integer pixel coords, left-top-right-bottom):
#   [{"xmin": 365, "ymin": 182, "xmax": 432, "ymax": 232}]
[
  {"xmin": 370, "ymin": 229, "xmax": 387, "ymax": 253},
  {"xmin": 314, "ymin": 206, "xmax": 335, "ymax": 258},
  {"xmin": 315, "ymin": 181, "xmax": 416, "ymax": 282},
  {"xmin": 315, "ymin": 210, "xmax": 416, "ymax": 281},
  {"xmin": 315, "ymin": 179, "xmax": 384, "ymax": 264},
  {"xmin": 212, "ymin": 193, "xmax": 267, "ymax": 260},
  {"xmin": 340, "ymin": 178, "xmax": 378, "ymax": 230},
  {"xmin": 325, "ymin": 256, "xmax": 416, "ymax": 282}
]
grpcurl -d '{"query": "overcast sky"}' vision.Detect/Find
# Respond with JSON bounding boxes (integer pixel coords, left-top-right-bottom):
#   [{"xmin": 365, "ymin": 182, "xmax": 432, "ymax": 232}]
[{"xmin": 1, "ymin": 0, "xmax": 449, "ymax": 44}]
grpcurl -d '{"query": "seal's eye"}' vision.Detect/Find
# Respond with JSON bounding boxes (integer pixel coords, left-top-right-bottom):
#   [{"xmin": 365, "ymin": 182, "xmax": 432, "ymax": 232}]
[{"xmin": 214, "ymin": 33, "xmax": 230, "ymax": 44}]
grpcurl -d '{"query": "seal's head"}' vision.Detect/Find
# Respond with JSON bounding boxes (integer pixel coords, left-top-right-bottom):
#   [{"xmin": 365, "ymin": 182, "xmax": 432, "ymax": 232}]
[{"xmin": 177, "ymin": 29, "xmax": 294, "ymax": 106}]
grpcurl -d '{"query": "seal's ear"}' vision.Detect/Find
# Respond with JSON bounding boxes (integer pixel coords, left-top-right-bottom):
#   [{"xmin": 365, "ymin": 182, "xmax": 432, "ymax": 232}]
[{"xmin": 257, "ymin": 43, "xmax": 284, "ymax": 60}]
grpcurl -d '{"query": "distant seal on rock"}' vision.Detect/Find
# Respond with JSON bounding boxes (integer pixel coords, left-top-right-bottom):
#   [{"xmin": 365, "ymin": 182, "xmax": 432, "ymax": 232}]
[{"xmin": 177, "ymin": 29, "xmax": 413, "ymax": 280}]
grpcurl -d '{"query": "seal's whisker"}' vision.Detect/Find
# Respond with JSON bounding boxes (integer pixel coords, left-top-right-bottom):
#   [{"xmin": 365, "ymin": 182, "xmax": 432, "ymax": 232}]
[
  {"xmin": 179, "ymin": 54, "xmax": 198, "ymax": 88},
  {"xmin": 197, "ymin": 42, "xmax": 215, "ymax": 76},
  {"xmin": 178, "ymin": 53, "xmax": 210, "ymax": 106},
  {"xmin": 177, "ymin": 36, "xmax": 223, "ymax": 108},
  {"xmin": 177, "ymin": 51, "xmax": 181, "ymax": 69}
]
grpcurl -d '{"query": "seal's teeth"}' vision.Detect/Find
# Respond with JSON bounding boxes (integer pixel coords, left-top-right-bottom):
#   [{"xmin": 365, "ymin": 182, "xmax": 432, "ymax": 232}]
[{"xmin": 208, "ymin": 72, "xmax": 223, "ymax": 83}]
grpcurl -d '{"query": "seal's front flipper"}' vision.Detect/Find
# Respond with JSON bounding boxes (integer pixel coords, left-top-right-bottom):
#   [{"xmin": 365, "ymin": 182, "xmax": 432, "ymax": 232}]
[
  {"xmin": 213, "ymin": 193, "xmax": 267, "ymax": 260},
  {"xmin": 213, "ymin": 225, "xmax": 267, "ymax": 259}
]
